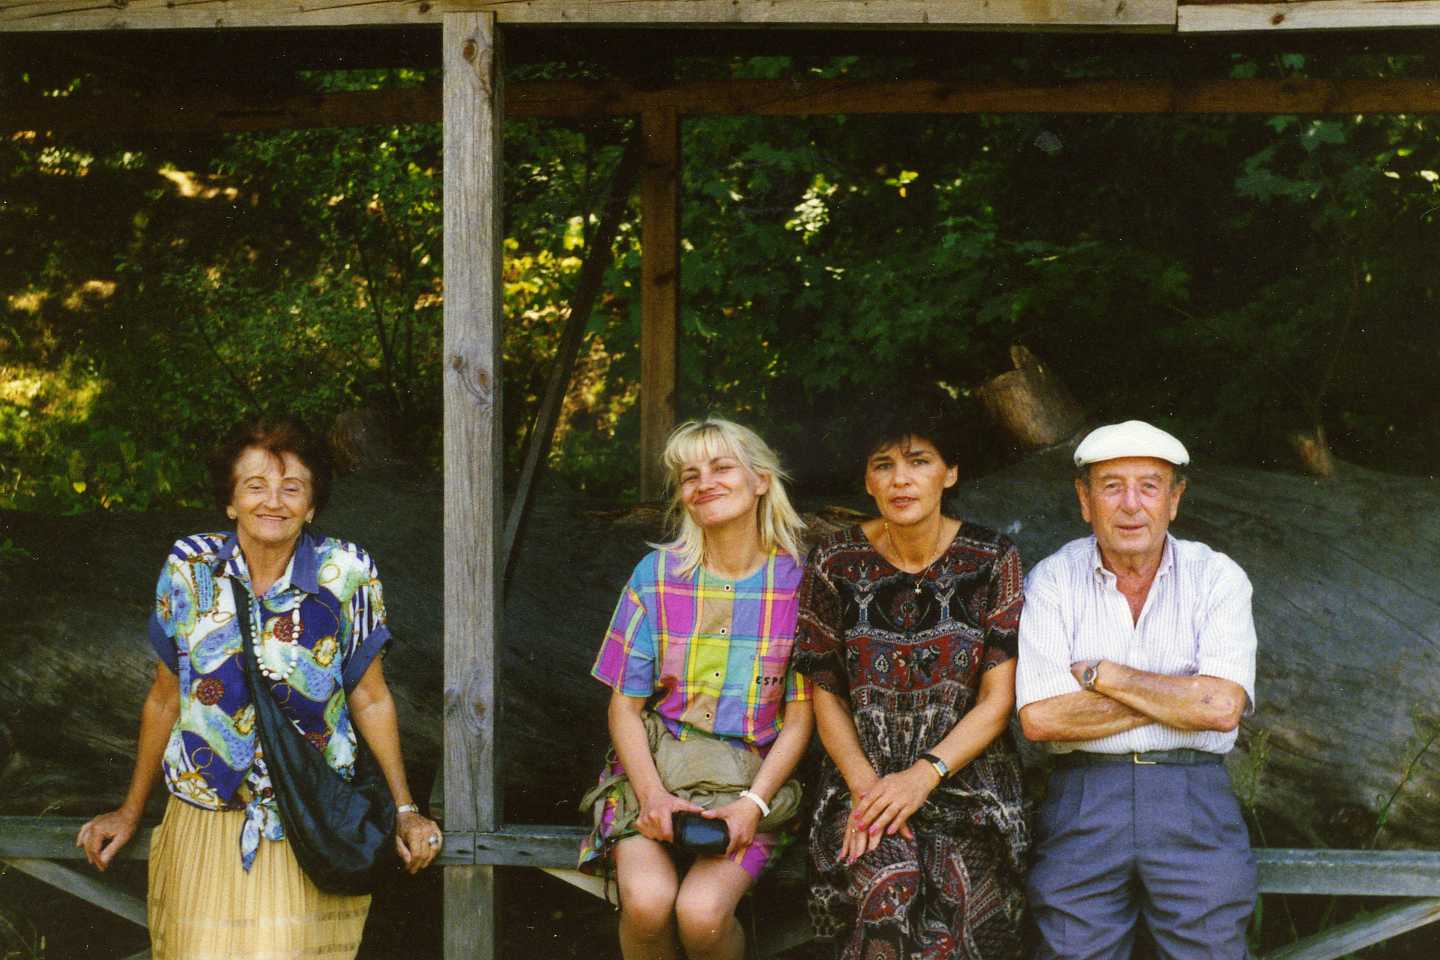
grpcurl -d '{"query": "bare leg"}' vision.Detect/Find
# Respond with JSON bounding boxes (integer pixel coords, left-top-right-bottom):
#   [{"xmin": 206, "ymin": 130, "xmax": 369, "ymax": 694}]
[
  {"xmin": 613, "ymin": 836, "xmax": 681, "ymax": 960},
  {"xmin": 674, "ymin": 854, "xmax": 755, "ymax": 960}
]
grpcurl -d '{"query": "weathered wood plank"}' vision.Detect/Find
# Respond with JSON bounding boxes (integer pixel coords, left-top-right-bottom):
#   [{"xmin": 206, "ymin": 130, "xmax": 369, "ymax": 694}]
[
  {"xmin": 1180, "ymin": 1, "xmax": 1440, "ymax": 33},
  {"xmin": 480, "ymin": 1, "xmax": 1180, "ymax": 30},
  {"xmin": 0, "ymin": 85, "xmax": 444, "ymax": 134},
  {"xmin": 0, "ymin": 0, "xmax": 454, "ymax": 31},
  {"xmin": 1262, "ymin": 898, "xmax": 1440, "ymax": 960},
  {"xmin": 0, "ymin": 820, "xmax": 153, "ymax": 860},
  {"xmin": 442, "ymin": 10, "xmax": 503, "ymax": 960},
  {"xmin": 474, "ymin": 825, "xmax": 585, "ymax": 865},
  {"xmin": 541, "ymin": 867, "xmax": 608, "ymax": 899},
  {"xmin": 3, "ymin": 857, "xmax": 148, "ymax": 927},
  {"xmin": 503, "ymin": 129, "xmax": 645, "ymax": 575},
  {"xmin": 11, "ymin": 817, "xmax": 1440, "ymax": 894},
  {"xmin": 638, "ymin": 107, "xmax": 680, "ymax": 503},
  {"xmin": 1257, "ymin": 849, "xmax": 1440, "ymax": 897},
  {"xmin": 0, "ymin": 1, "xmax": 1176, "ymax": 33},
  {"xmin": 12, "ymin": 76, "xmax": 1440, "ymax": 138}
]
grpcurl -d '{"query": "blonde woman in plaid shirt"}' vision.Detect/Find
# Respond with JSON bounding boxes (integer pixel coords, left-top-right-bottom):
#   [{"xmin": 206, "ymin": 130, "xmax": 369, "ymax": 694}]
[{"xmin": 578, "ymin": 418, "xmax": 814, "ymax": 960}]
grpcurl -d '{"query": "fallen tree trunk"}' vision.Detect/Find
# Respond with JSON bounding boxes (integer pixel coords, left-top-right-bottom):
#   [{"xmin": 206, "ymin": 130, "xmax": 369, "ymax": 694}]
[{"xmin": 2, "ymin": 453, "xmax": 1437, "ymax": 851}]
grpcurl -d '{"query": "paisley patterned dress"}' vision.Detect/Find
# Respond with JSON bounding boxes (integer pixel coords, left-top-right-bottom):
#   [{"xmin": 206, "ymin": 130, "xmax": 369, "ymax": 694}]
[{"xmin": 793, "ymin": 523, "xmax": 1029, "ymax": 960}]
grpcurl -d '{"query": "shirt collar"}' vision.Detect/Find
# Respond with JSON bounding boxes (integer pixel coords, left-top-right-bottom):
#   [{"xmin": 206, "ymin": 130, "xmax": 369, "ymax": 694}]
[
  {"xmin": 213, "ymin": 527, "xmax": 321, "ymax": 595},
  {"xmin": 1089, "ymin": 533, "xmax": 1176, "ymax": 581}
]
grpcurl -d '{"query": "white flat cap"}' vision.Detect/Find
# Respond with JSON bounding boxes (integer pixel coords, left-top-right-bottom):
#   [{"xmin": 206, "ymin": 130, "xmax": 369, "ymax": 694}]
[{"xmin": 1074, "ymin": 420, "xmax": 1190, "ymax": 468}]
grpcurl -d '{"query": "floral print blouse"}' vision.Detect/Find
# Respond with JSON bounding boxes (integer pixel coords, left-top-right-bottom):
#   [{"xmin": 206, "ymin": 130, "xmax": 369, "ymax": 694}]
[{"xmin": 148, "ymin": 529, "xmax": 390, "ymax": 870}]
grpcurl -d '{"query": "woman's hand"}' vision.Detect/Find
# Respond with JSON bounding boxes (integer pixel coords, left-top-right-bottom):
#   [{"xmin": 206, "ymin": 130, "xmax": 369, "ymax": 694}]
[
  {"xmin": 837, "ymin": 769, "xmax": 884, "ymax": 864},
  {"xmin": 76, "ymin": 808, "xmax": 140, "ymax": 872},
  {"xmin": 845, "ymin": 764, "xmax": 937, "ymax": 859},
  {"xmin": 394, "ymin": 810, "xmax": 444, "ymax": 874},
  {"xmin": 702, "ymin": 797, "xmax": 764, "ymax": 858},
  {"xmin": 635, "ymin": 789, "xmax": 704, "ymax": 844}
]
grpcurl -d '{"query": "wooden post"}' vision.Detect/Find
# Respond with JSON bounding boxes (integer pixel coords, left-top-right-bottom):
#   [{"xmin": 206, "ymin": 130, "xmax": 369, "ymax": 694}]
[
  {"xmin": 442, "ymin": 11, "xmax": 503, "ymax": 960},
  {"xmin": 639, "ymin": 107, "xmax": 680, "ymax": 501}
]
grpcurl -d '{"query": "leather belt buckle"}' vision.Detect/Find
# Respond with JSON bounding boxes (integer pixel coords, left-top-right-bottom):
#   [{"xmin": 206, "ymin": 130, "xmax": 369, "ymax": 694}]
[{"xmin": 1132, "ymin": 752, "xmax": 1158, "ymax": 765}]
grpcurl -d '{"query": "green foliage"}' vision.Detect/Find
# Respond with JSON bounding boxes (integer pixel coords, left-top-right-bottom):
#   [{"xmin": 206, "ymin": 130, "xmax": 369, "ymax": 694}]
[
  {"xmin": 1370, "ymin": 706, "xmax": 1440, "ymax": 847},
  {"xmin": 5, "ymin": 53, "xmax": 1440, "ymax": 513}
]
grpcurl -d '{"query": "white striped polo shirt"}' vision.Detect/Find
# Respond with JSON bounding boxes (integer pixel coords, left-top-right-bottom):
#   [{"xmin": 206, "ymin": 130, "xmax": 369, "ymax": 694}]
[{"xmin": 1015, "ymin": 534, "xmax": 1257, "ymax": 755}]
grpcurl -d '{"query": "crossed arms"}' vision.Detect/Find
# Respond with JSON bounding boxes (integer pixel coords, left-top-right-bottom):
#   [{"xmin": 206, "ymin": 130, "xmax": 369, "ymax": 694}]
[{"xmin": 1018, "ymin": 660, "xmax": 1246, "ymax": 742}]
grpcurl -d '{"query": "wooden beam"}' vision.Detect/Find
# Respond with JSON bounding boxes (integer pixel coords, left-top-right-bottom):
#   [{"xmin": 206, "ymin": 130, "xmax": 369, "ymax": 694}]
[
  {"xmin": 0, "ymin": 820, "xmax": 152, "ymax": 860},
  {"xmin": 441, "ymin": 10, "xmax": 503, "ymax": 960},
  {"xmin": 12, "ymin": 76, "xmax": 1440, "ymax": 138},
  {"xmin": 1262, "ymin": 898, "xmax": 1440, "ymax": 960},
  {"xmin": 473, "ymin": 825, "xmax": 586, "ymax": 865},
  {"xmin": 1181, "ymin": 2, "xmax": 1440, "ymax": 33},
  {"xmin": 483, "ymin": 1, "xmax": 1180, "ymax": 31},
  {"xmin": 503, "ymin": 128, "xmax": 644, "ymax": 577},
  {"xmin": 1257, "ymin": 849, "xmax": 1440, "ymax": 897},
  {"xmin": 638, "ymin": 106, "xmax": 680, "ymax": 502},
  {"xmin": 10, "ymin": 819, "xmax": 1440, "ymax": 896},
  {"xmin": 0, "ymin": 1, "xmax": 1176, "ymax": 33},
  {"xmin": 3, "ymin": 858, "xmax": 148, "ymax": 927},
  {"xmin": 0, "ymin": 0, "xmax": 457, "ymax": 31},
  {"xmin": 510, "ymin": 76, "xmax": 1440, "ymax": 117},
  {"xmin": 0, "ymin": 85, "xmax": 444, "ymax": 135}
]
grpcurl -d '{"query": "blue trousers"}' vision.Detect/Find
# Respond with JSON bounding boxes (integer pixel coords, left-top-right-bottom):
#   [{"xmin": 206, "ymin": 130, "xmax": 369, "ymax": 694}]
[{"xmin": 1027, "ymin": 760, "xmax": 1257, "ymax": 960}]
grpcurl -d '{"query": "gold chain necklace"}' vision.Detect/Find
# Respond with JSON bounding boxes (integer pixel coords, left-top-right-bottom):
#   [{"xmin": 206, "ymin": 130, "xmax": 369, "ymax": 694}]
[{"xmin": 884, "ymin": 518, "xmax": 948, "ymax": 595}]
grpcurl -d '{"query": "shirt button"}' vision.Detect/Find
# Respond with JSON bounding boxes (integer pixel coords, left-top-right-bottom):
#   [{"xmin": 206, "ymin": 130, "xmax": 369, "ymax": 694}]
[
  {"xmin": 723, "ymin": 584, "xmax": 732, "ymax": 592},
  {"xmin": 713, "ymin": 671, "xmax": 722, "ymax": 678}
]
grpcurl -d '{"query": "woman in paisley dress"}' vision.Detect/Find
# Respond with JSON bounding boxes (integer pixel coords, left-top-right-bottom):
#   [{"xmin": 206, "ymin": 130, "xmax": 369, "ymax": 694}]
[
  {"xmin": 76, "ymin": 418, "xmax": 441, "ymax": 960},
  {"xmin": 794, "ymin": 398, "xmax": 1029, "ymax": 959}
]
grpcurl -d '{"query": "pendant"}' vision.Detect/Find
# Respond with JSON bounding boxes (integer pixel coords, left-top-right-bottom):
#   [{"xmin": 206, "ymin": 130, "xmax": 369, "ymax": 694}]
[{"xmin": 914, "ymin": 578, "xmax": 924, "ymax": 594}]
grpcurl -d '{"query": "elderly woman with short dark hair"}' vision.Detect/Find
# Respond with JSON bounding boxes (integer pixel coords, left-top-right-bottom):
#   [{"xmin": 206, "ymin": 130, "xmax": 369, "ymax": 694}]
[{"xmin": 77, "ymin": 417, "xmax": 440, "ymax": 960}]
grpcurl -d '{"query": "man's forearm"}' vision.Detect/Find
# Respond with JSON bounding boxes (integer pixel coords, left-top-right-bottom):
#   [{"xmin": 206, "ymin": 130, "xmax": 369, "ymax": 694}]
[
  {"xmin": 1019, "ymin": 690, "xmax": 1153, "ymax": 743},
  {"xmin": 1093, "ymin": 661, "xmax": 1246, "ymax": 733}
]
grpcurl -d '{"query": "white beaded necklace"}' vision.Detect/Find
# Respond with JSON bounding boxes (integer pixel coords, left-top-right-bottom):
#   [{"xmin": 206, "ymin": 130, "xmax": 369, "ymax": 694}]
[{"xmin": 256, "ymin": 607, "xmax": 302, "ymax": 683}]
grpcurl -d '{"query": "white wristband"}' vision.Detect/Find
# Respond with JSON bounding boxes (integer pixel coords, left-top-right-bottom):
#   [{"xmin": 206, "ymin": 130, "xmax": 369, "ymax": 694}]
[{"xmin": 738, "ymin": 789, "xmax": 771, "ymax": 818}]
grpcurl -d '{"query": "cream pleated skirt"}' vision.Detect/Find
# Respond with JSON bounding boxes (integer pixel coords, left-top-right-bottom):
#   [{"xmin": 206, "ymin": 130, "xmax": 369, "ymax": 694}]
[{"xmin": 147, "ymin": 797, "xmax": 371, "ymax": 960}]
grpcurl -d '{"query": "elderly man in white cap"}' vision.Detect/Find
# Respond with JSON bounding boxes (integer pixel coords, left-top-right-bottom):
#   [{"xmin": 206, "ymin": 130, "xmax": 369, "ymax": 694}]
[{"xmin": 1016, "ymin": 420, "xmax": 1257, "ymax": 960}]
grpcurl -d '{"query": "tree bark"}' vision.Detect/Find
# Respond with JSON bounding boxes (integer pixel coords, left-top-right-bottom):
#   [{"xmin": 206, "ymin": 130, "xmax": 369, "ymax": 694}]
[{"xmin": 976, "ymin": 344, "xmax": 1087, "ymax": 449}]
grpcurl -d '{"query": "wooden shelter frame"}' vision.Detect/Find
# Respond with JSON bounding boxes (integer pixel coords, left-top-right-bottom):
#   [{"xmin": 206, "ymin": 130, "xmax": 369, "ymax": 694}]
[{"xmin": 5, "ymin": 3, "xmax": 1440, "ymax": 959}]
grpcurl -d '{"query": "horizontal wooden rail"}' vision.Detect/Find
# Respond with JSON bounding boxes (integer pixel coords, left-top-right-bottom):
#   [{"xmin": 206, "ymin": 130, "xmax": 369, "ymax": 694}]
[
  {"xmin": 6, "ymin": 817, "xmax": 1440, "ymax": 893},
  {"xmin": 1256, "ymin": 848, "xmax": 1440, "ymax": 897},
  {"xmin": 7, "ymin": 817, "xmax": 1440, "ymax": 958},
  {"xmin": 0, "ymin": 1, "xmax": 1175, "ymax": 34},
  {"xmin": 2, "ymin": 857, "xmax": 148, "ymax": 926},
  {"xmin": 6, "ymin": 76, "xmax": 1440, "ymax": 136}
]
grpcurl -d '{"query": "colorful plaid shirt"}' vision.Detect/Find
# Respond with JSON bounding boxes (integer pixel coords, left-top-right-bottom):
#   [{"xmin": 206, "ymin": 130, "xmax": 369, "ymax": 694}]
[{"xmin": 591, "ymin": 547, "xmax": 811, "ymax": 752}]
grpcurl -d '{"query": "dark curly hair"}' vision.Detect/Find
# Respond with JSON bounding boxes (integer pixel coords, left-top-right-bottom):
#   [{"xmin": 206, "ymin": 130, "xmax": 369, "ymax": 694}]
[
  {"xmin": 854, "ymin": 387, "xmax": 965, "ymax": 470},
  {"xmin": 208, "ymin": 417, "xmax": 333, "ymax": 516}
]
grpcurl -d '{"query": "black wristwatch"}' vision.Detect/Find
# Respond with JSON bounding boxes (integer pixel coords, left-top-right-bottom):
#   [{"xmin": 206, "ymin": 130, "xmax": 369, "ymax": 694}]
[{"xmin": 918, "ymin": 752, "xmax": 950, "ymax": 781}]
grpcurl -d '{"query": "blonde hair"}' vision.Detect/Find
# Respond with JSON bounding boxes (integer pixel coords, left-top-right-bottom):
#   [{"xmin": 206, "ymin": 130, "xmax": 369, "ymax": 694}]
[{"xmin": 655, "ymin": 418, "xmax": 807, "ymax": 577}]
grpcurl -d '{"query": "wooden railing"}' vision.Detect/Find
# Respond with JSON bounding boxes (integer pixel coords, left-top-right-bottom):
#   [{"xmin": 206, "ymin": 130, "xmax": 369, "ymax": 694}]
[{"xmin": 4, "ymin": 817, "xmax": 1439, "ymax": 960}]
